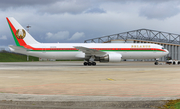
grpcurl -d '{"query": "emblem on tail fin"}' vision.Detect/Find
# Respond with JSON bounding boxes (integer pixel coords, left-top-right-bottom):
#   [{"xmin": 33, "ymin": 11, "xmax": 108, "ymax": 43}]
[{"xmin": 16, "ymin": 29, "xmax": 26, "ymax": 39}]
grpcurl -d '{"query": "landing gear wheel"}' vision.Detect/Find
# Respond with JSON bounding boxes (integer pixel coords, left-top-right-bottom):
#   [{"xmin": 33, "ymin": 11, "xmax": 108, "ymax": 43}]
[
  {"xmin": 92, "ymin": 62, "xmax": 96, "ymax": 66},
  {"xmin": 88, "ymin": 62, "xmax": 92, "ymax": 66},
  {"xmin": 154, "ymin": 61, "xmax": 158, "ymax": 65},
  {"xmin": 84, "ymin": 62, "xmax": 88, "ymax": 66}
]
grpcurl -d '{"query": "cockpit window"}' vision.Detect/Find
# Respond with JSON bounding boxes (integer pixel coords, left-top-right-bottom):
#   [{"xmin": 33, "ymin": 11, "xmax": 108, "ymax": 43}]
[{"xmin": 162, "ymin": 47, "xmax": 165, "ymax": 49}]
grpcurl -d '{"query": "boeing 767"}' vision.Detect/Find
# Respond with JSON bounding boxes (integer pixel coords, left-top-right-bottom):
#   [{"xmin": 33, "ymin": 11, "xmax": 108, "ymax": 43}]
[{"xmin": 7, "ymin": 17, "xmax": 169, "ymax": 66}]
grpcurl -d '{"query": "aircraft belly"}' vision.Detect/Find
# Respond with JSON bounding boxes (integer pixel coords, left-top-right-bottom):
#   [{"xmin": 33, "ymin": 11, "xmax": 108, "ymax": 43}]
[{"xmin": 27, "ymin": 52, "xmax": 83, "ymax": 60}]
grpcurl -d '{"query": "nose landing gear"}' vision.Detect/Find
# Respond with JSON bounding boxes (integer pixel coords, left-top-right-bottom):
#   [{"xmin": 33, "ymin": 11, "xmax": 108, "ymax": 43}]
[
  {"xmin": 154, "ymin": 61, "xmax": 158, "ymax": 65},
  {"xmin": 154, "ymin": 58, "xmax": 159, "ymax": 65}
]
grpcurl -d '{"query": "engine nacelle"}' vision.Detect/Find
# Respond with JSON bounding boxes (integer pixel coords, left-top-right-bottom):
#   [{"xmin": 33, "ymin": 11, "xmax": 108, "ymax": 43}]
[{"xmin": 98, "ymin": 54, "xmax": 122, "ymax": 62}]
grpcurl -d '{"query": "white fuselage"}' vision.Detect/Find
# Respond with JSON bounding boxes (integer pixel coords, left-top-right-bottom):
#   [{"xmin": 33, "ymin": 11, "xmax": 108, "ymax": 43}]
[{"xmin": 14, "ymin": 43, "xmax": 169, "ymax": 60}]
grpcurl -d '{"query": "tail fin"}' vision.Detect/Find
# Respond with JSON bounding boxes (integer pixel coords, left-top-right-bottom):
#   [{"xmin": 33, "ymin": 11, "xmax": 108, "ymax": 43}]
[{"xmin": 6, "ymin": 17, "xmax": 39, "ymax": 46}]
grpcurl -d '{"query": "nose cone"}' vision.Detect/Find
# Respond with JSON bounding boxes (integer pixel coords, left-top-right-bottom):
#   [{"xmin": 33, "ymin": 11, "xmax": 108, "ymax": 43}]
[{"xmin": 165, "ymin": 49, "xmax": 169, "ymax": 55}]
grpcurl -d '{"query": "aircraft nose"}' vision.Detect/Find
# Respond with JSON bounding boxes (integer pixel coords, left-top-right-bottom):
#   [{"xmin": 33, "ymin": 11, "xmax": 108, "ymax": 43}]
[{"xmin": 165, "ymin": 49, "xmax": 169, "ymax": 55}]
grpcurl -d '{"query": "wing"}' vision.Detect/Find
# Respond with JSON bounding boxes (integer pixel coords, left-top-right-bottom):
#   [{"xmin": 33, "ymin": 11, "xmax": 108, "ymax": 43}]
[{"xmin": 74, "ymin": 46, "xmax": 106, "ymax": 57}]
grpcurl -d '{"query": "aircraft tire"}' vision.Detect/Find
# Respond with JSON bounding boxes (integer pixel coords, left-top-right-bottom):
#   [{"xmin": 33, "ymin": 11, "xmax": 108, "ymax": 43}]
[
  {"xmin": 92, "ymin": 62, "xmax": 96, "ymax": 66},
  {"xmin": 84, "ymin": 62, "xmax": 88, "ymax": 66},
  {"xmin": 88, "ymin": 62, "xmax": 92, "ymax": 66},
  {"xmin": 154, "ymin": 62, "xmax": 158, "ymax": 65}
]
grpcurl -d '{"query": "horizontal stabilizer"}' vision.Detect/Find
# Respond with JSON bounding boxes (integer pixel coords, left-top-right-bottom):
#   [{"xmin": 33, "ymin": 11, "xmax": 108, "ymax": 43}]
[{"xmin": 9, "ymin": 45, "xmax": 31, "ymax": 51}]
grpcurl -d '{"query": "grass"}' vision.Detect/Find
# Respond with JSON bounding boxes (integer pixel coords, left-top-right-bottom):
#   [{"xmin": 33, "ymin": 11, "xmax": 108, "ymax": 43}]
[
  {"xmin": 0, "ymin": 52, "xmax": 83, "ymax": 62},
  {"xmin": 160, "ymin": 99, "xmax": 180, "ymax": 109},
  {"xmin": 0, "ymin": 52, "xmax": 39, "ymax": 62}
]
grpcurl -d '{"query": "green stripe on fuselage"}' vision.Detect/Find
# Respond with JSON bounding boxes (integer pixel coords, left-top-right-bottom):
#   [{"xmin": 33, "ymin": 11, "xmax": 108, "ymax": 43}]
[
  {"xmin": 101, "ymin": 50, "xmax": 164, "ymax": 52},
  {"xmin": 28, "ymin": 50, "xmax": 165, "ymax": 52}
]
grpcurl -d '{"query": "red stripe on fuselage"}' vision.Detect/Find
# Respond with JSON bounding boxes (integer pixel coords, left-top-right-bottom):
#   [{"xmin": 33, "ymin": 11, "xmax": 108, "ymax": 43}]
[
  {"xmin": 6, "ymin": 18, "xmax": 27, "ymax": 46},
  {"xmin": 23, "ymin": 45, "xmax": 166, "ymax": 52}
]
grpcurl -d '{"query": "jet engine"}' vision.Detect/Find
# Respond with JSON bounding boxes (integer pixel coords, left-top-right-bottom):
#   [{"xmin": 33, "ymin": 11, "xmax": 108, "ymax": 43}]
[{"xmin": 95, "ymin": 54, "xmax": 122, "ymax": 62}]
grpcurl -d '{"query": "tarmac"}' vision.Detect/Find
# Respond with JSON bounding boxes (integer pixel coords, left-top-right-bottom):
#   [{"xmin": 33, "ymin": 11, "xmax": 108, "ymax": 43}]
[{"xmin": 0, "ymin": 61, "xmax": 179, "ymax": 108}]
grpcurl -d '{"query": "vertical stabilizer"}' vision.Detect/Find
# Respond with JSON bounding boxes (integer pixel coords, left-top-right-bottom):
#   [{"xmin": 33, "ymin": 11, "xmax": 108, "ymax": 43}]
[{"xmin": 6, "ymin": 17, "xmax": 39, "ymax": 46}]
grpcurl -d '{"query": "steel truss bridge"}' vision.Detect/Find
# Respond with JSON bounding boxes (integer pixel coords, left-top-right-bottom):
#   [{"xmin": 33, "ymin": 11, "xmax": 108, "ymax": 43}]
[{"xmin": 84, "ymin": 29, "xmax": 180, "ymax": 45}]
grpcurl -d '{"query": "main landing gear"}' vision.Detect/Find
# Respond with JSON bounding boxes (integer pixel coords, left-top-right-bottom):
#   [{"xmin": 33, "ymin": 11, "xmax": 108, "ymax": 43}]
[
  {"xmin": 83, "ymin": 61, "xmax": 96, "ymax": 66},
  {"xmin": 84, "ymin": 56, "xmax": 96, "ymax": 66}
]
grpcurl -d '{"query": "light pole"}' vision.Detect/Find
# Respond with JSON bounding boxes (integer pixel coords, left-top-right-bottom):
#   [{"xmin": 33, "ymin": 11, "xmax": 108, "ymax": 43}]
[
  {"xmin": 26, "ymin": 25, "xmax": 31, "ymax": 32},
  {"xmin": 26, "ymin": 25, "xmax": 31, "ymax": 61}
]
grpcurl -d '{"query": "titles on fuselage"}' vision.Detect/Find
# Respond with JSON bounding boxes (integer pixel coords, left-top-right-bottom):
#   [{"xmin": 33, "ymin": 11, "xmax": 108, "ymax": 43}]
[{"xmin": 131, "ymin": 45, "xmax": 151, "ymax": 48}]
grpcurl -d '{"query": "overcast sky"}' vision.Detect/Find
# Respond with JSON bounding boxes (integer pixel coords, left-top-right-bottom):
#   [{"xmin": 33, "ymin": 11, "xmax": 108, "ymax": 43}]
[{"xmin": 1, "ymin": 0, "xmax": 180, "ymax": 49}]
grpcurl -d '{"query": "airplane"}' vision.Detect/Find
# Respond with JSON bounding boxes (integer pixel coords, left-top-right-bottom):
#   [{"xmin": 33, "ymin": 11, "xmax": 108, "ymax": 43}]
[{"xmin": 6, "ymin": 17, "xmax": 169, "ymax": 66}]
